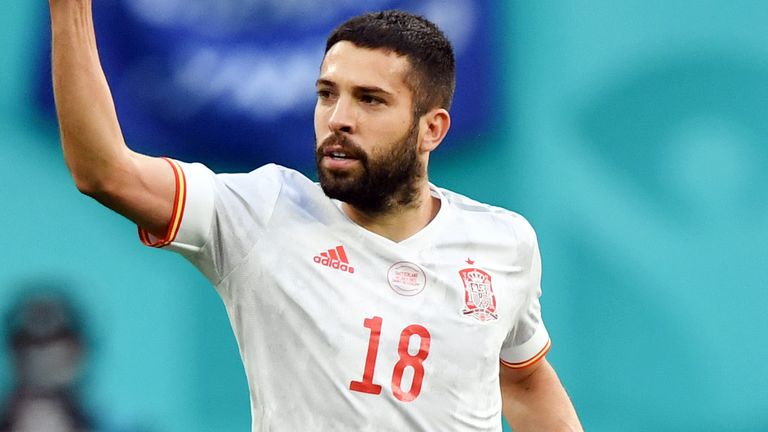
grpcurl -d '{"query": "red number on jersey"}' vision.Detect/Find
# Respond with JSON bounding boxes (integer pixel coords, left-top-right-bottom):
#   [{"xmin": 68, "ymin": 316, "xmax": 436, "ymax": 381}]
[
  {"xmin": 391, "ymin": 324, "xmax": 431, "ymax": 402},
  {"xmin": 349, "ymin": 317, "xmax": 432, "ymax": 402},
  {"xmin": 349, "ymin": 316, "xmax": 383, "ymax": 395}
]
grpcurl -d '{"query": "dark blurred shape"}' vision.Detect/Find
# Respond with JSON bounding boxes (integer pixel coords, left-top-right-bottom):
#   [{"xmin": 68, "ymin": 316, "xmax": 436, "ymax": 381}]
[{"xmin": 0, "ymin": 286, "xmax": 94, "ymax": 432}]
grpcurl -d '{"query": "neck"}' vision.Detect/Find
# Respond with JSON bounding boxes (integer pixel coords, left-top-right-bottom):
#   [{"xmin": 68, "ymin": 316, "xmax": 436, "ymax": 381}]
[{"xmin": 342, "ymin": 181, "xmax": 440, "ymax": 242}]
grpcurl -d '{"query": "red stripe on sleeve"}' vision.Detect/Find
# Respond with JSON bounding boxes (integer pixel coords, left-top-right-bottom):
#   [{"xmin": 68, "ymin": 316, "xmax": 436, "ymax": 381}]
[
  {"xmin": 500, "ymin": 339, "xmax": 552, "ymax": 370},
  {"xmin": 138, "ymin": 158, "xmax": 187, "ymax": 248}
]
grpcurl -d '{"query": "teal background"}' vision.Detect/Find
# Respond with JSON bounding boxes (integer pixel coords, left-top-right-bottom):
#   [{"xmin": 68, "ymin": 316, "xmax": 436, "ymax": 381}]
[{"xmin": 2, "ymin": 1, "xmax": 767, "ymax": 431}]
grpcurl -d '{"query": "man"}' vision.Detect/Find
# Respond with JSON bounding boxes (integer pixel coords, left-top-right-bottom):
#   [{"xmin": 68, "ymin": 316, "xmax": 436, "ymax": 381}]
[{"xmin": 50, "ymin": 1, "xmax": 582, "ymax": 430}]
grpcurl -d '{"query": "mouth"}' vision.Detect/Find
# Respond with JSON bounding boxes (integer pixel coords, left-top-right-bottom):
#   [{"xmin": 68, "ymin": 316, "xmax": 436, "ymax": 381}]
[
  {"xmin": 327, "ymin": 150, "xmax": 354, "ymax": 161},
  {"xmin": 317, "ymin": 134, "xmax": 367, "ymax": 172},
  {"xmin": 320, "ymin": 149, "xmax": 360, "ymax": 171},
  {"xmin": 321, "ymin": 142, "xmax": 361, "ymax": 159}
]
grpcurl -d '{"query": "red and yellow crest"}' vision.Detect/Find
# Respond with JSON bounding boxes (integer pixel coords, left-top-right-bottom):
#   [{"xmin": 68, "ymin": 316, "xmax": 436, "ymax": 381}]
[{"xmin": 459, "ymin": 267, "xmax": 498, "ymax": 321}]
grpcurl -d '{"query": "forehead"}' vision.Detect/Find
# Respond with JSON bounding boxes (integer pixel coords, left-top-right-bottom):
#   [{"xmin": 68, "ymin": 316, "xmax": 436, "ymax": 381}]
[{"xmin": 319, "ymin": 41, "xmax": 412, "ymax": 96}]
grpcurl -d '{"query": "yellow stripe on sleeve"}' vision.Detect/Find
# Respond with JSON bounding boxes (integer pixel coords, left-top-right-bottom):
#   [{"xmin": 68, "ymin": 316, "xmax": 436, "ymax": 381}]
[
  {"xmin": 138, "ymin": 158, "xmax": 187, "ymax": 248},
  {"xmin": 500, "ymin": 338, "xmax": 552, "ymax": 370}
]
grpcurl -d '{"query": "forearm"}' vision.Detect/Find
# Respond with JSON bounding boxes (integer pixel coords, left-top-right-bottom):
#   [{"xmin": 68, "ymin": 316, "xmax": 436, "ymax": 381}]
[
  {"xmin": 49, "ymin": 0, "xmax": 177, "ymax": 235},
  {"xmin": 50, "ymin": 0, "xmax": 131, "ymax": 193},
  {"xmin": 501, "ymin": 360, "xmax": 582, "ymax": 432}
]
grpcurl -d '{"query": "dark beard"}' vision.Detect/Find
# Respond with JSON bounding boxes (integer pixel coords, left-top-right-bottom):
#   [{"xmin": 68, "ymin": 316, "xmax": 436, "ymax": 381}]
[{"xmin": 315, "ymin": 121, "xmax": 423, "ymax": 215}]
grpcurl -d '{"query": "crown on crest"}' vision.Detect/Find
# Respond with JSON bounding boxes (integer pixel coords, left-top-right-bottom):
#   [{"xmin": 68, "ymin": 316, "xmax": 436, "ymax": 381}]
[{"xmin": 465, "ymin": 269, "xmax": 488, "ymax": 283}]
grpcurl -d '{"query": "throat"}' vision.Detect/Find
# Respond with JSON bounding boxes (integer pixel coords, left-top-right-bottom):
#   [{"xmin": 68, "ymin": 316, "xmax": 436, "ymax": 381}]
[{"xmin": 341, "ymin": 193, "xmax": 441, "ymax": 243}]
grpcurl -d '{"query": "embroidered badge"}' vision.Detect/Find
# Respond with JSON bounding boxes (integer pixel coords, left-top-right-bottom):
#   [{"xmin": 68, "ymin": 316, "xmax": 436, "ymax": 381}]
[{"xmin": 459, "ymin": 267, "xmax": 498, "ymax": 321}]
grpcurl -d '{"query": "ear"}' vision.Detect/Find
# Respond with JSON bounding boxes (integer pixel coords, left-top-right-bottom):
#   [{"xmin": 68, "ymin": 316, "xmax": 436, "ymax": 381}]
[{"xmin": 418, "ymin": 108, "xmax": 451, "ymax": 153}]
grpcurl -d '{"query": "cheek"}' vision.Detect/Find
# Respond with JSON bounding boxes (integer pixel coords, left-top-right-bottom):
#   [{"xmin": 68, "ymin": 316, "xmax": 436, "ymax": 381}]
[
  {"xmin": 313, "ymin": 104, "xmax": 322, "ymax": 125},
  {"xmin": 314, "ymin": 106, "xmax": 327, "ymax": 141},
  {"xmin": 381, "ymin": 117, "xmax": 416, "ymax": 142}
]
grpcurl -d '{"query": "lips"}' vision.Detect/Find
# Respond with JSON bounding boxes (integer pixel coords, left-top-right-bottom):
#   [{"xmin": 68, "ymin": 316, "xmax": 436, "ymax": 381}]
[
  {"xmin": 319, "ymin": 147, "xmax": 359, "ymax": 171},
  {"xmin": 318, "ymin": 135, "xmax": 365, "ymax": 162},
  {"xmin": 322, "ymin": 146, "xmax": 359, "ymax": 161}
]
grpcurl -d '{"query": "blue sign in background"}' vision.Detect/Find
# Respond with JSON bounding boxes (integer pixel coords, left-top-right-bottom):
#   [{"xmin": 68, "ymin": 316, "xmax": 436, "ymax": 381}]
[{"xmin": 38, "ymin": 0, "xmax": 495, "ymax": 172}]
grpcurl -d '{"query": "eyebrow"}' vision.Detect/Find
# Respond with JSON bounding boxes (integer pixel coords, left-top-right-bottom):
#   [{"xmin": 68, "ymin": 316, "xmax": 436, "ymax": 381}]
[{"xmin": 315, "ymin": 79, "xmax": 394, "ymax": 96}]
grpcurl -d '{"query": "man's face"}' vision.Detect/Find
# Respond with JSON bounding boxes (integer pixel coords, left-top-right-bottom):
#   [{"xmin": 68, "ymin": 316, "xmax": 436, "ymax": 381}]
[{"xmin": 314, "ymin": 42, "xmax": 424, "ymax": 213}]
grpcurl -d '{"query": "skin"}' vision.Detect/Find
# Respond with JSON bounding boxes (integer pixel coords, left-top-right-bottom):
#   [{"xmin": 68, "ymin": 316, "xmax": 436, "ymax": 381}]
[
  {"xmin": 50, "ymin": 1, "xmax": 581, "ymax": 429},
  {"xmin": 50, "ymin": 0, "xmax": 175, "ymax": 236},
  {"xmin": 501, "ymin": 359, "xmax": 583, "ymax": 431},
  {"xmin": 314, "ymin": 41, "xmax": 450, "ymax": 242}
]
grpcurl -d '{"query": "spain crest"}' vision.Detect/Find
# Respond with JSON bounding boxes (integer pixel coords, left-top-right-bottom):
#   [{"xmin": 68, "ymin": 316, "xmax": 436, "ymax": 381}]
[{"xmin": 459, "ymin": 267, "xmax": 498, "ymax": 322}]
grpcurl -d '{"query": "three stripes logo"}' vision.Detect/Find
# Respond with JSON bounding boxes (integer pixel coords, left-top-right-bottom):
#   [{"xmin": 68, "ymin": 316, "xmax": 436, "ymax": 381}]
[{"xmin": 313, "ymin": 245, "xmax": 355, "ymax": 274}]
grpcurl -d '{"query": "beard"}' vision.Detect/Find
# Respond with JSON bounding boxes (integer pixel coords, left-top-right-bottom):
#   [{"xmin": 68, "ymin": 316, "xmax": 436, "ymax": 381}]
[{"xmin": 316, "ymin": 120, "xmax": 424, "ymax": 215}]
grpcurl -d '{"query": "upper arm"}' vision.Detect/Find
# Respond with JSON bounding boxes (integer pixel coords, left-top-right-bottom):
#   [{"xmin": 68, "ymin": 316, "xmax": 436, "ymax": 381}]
[
  {"xmin": 83, "ymin": 150, "xmax": 177, "ymax": 238},
  {"xmin": 499, "ymin": 356, "xmax": 549, "ymax": 420},
  {"xmin": 499, "ymin": 357, "xmax": 583, "ymax": 431},
  {"xmin": 500, "ymin": 356, "xmax": 547, "ymax": 390}
]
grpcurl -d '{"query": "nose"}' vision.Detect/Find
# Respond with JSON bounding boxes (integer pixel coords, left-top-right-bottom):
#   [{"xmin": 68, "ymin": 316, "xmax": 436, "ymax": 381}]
[{"xmin": 328, "ymin": 96, "xmax": 355, "ymax": 135}]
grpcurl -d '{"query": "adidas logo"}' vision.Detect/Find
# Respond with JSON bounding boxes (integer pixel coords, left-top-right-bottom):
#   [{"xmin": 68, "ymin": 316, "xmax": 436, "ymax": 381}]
[{"xmin": 313, "ymin": 245, "xmax": 355, "ymax": 274}]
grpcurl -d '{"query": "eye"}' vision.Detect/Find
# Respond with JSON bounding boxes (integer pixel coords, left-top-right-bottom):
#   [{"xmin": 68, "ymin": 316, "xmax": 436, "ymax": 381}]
[
  {"xmin": 360, "ymin": 94, "xmax": 384, "ymax": 105},
  {"xmin": 316, "ymin": 89, "xmax": 334, "ymax": 100}
]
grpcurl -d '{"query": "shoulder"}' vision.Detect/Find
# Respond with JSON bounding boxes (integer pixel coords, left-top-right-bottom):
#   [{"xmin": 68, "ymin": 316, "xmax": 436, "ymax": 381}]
[
  {"xmin": 212, "ymin": 163, "xmax": 320, "ymax": 197},
  {"xmin": 437, "ymin": 186, "xmax": 538, "ymax": 248},
  {"xmin": 217, "ymin": 163, "xmax": 311, "ymax": 185}
]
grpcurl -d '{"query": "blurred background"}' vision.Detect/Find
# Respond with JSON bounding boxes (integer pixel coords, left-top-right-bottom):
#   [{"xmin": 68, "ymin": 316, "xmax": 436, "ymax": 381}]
[{"xmin": 1, "ymin": 0, "xmax": 767, "ymax": 430}]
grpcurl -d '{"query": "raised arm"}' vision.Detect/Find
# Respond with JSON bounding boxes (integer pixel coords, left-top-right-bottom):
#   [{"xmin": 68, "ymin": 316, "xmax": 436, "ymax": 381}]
[
  {"xmin": 500, "ymin": 358, "xmax": 583, "ymax": 431},
  {"xmin": 50, "ymin": 0, "xmax": 175, "ymax": 236}
]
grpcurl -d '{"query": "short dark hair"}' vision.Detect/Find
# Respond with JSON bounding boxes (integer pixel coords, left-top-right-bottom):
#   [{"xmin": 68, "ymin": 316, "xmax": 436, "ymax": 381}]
[{"xmin": 325, "ymin": 10, "xmax": 456, "ymax": 115}]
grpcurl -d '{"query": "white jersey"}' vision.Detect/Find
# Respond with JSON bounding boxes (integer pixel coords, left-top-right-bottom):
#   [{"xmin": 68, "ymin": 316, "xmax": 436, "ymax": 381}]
[{"xmin": 140, "ymin": 160, "xmax": 551, "ymax": 432}]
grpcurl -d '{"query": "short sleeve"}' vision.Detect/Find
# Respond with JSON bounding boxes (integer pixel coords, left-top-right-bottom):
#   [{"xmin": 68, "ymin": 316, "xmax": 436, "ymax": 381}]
[
  {"xmin": 138, "ymin": 159, "xmax": 284, "ymax": 284},
  {"xmin": 499, "ymin": 230, "xmax": 552, "ymax": 369},
  {"xmin": 138, "ymin": 159, "xmax": 215, "ymax": 254}
]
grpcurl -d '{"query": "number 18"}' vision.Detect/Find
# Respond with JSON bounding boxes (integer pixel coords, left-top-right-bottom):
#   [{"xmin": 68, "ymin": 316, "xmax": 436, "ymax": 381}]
[{"xmin": 349, "ymin": 316, "xmax": 432, "ymax": 402}]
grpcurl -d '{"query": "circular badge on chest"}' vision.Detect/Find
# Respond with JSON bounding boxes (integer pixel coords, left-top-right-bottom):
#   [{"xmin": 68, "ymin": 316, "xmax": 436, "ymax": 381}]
[{"xmin": 387, "ymin": 262, "xmax": 427, "ymax": 296}]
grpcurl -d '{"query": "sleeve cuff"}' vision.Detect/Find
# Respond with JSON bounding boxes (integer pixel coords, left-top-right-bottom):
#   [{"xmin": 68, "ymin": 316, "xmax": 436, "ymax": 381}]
[
  {"xmin": 138, "ymin": 158, "xmax": 187, "ymax": 248},
  {"xmin": 499, "ymin": 325, "xmax": 551, "ymax": 369}
]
